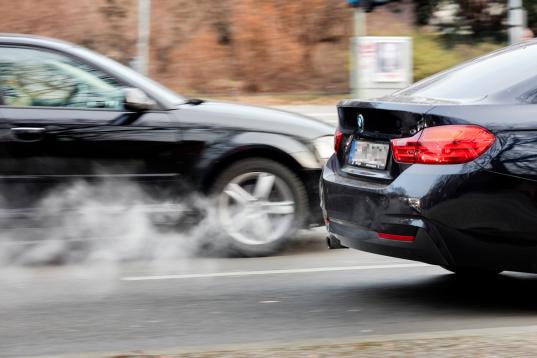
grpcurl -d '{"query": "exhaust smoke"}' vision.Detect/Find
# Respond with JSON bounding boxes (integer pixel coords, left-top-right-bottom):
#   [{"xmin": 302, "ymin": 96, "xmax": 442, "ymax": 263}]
[{"xmin": 0, "ymin": 179, "xmax": 226, "ymax": 267}]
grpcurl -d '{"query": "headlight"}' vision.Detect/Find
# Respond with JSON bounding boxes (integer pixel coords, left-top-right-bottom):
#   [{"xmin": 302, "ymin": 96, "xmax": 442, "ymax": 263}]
[{"xmin": 313, "ymin": 135, "xmax": 334, "ymax": 164}]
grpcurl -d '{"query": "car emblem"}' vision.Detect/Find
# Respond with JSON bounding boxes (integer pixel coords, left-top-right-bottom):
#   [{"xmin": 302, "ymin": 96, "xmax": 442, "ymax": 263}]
[{"xmin": 357, "ymin": 114, "xmax": 365, "ymax": 131}]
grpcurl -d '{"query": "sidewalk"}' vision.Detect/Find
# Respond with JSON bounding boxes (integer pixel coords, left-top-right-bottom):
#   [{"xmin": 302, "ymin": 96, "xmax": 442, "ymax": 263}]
[
  {"xmin": 209, "ymin": 94, "xmax": 346, "ymax": 106},
  {"xmin": 271, "ymin": 105, "xmax": 338, "ymax": 126},
  {"xmin": 36, "ymin": 325, "xmax": 537, "ymax": 358}
]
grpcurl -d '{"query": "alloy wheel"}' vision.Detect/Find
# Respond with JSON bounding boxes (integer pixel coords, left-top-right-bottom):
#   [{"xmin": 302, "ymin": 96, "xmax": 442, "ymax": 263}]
[{"xmin": 218, "ymin": 171, "xmax": 296, "ymax": 246}]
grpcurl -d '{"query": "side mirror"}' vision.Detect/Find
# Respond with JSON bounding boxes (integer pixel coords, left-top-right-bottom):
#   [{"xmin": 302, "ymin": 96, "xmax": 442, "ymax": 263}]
[{"xmin": 123, "ymin": 88, "xmax": 157, "ymax": 111}]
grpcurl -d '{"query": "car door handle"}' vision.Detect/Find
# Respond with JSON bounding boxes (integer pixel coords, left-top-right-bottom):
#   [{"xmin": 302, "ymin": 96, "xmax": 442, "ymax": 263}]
[{"xmin": 11, "ymin": 127, "xmax": 47, "ymax": 141}]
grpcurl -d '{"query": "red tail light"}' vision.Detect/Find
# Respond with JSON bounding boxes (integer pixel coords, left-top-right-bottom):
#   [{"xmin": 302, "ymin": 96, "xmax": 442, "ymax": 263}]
[
  {"xmin": 377, "ymin": 232, "xmax": 414, "ymax": 242},
  {"xmin": 391, "ymin": 125, "xmax": 495, "ymax": 164},
  {"xmin": 334, "ymin": 129, "xmax": 343, "ymax": 152}
]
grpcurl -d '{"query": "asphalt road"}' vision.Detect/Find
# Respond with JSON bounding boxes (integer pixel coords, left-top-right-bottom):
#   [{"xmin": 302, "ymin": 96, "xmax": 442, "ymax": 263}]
[
  {"xmin": 2, "ymin": 106, "xmax": 537, "ymax": 357},
  {"xmin": 2, "ymin": 229, "xmax": 537, "ymax": 357}
]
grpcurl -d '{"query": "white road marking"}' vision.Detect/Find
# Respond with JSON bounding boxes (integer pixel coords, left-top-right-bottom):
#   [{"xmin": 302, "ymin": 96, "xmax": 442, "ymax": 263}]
[
  {"xmin": 121, "ymin": 263, "xmax": 429, "ymax": 281},
  {"xmin": 259, "ymin": 300, "xmax": 280, "ymax": 304}
]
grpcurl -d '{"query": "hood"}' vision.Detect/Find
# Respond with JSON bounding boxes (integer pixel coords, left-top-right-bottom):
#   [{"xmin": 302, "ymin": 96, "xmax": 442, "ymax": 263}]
[{"xmin": 175, "ymin": 101, "xmax": 334, "ymax": 140}]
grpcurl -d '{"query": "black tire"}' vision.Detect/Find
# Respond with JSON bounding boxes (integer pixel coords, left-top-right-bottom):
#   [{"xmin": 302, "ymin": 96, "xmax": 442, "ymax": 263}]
[
  {"xmin": 211, "ymin": 157, "xmax": 308, "ymax": 257},
  {"xmin": 443, "ymin": 266, "xmax": 503, "ymax": 277}
]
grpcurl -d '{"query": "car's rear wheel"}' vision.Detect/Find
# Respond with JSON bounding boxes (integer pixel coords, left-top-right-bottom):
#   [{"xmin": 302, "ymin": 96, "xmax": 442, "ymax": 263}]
[{"xmin": 212, "ymin": 158, "xmax": 308, "ymax": 257}]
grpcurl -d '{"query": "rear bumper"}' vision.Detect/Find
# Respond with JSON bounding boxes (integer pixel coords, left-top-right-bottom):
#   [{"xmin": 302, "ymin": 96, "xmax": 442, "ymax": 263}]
[
  {"xmin": 329, "ymin": 220, "xmax": 448, "ymax": 266},
  {"xmin": 321, "ymin": 155, "xmax": 537, "ymax": 273}
]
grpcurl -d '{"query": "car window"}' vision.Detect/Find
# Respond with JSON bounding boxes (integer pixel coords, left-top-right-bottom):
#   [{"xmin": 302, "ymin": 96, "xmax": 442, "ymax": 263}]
[
  {"xmin": 71, "ymin": 46, "xmax": 186, "ymax": 106},
  {"xmin": 398, "ymin": 42, "xmax": 537, "ymax": 102},
  {"xmin": 0, "ymin": 46, "xmax": 125, "ymax": 109}
]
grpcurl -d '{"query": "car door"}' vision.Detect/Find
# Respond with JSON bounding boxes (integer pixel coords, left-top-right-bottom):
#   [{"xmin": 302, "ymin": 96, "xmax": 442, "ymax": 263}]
[{"xmin": 0, "ymin": 45, "xmax": 181, "ymax": 208}]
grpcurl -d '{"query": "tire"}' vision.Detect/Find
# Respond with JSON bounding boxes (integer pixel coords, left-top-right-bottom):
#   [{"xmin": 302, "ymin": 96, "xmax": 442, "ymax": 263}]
[
  {"xmin": 211, "ymin": 158, "xmax": 308, "ymax": 257},
  {"xmin": 443, "ymin": 266, "xmax": 503, "ymax": 277}
]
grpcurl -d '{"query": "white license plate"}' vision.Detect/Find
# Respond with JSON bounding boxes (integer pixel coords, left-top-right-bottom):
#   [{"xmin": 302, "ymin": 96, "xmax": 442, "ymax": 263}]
[{"xmin": 347, "ymin": 140, "xmax": 390, "ymax": 169}]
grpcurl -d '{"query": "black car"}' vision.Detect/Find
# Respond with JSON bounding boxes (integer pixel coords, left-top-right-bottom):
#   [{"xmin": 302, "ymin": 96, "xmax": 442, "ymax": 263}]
[
  {"xmin": 322, "ymin": 40, "xmax": 537, "ymax": 275},
  {"xmin": 0, "ymin": 34, "xmax": 334, "ymax": 257}
]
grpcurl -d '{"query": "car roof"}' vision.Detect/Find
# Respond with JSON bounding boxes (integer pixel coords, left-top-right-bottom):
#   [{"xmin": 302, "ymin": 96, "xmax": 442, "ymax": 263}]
[
  {"xmin": 0, "ymin": 33, "xmax": 185, "ymax": 109},
  {"xmin": 0, "ymin": 33, "xmax": 75, "ymax": 51},
  {"xmin": 396, "ymin": 39, "xmax": 537, "ymax": 104}
]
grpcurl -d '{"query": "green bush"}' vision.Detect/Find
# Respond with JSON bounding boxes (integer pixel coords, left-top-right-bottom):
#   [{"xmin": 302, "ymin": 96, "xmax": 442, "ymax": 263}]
[{"xmin": 413, "ymin": 32, "xmax": 502, "ymax": 81}]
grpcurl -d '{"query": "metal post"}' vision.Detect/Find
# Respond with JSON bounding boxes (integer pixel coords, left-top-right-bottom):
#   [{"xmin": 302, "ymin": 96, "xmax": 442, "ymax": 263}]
[
  {"xmin": 350, "ymin": 7, "xmax": 366, "ymax": 98},
  {"xmin": 508, "ymin": 0, "xmax": 525, "ymax": 45},
  {"xmin": 137, "ymin": 0, "xmax": 151, "ymax": 75},
  {"xmin": 354, "ymin": 6, "xmax": 367, "ymax": 39}
]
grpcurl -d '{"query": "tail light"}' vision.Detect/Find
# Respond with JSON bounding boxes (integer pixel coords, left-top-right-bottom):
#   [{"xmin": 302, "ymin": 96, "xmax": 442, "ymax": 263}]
[
  {"xmin": 391, "ymin": 125, "xmax": 495, "ymax": 164},
  {"xmin": 377, "ymin": 232, "xmax": 414, "ymax": 242},
  {"xmin": 334, "ymin": 129, "xmax": 343, "ymax": 152}
]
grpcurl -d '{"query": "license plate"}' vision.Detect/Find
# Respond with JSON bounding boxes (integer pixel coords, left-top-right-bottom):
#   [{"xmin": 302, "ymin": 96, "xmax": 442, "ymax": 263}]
[{"xmin": 347, "ymin": 140, "xmax": 390, "ymax": 169}]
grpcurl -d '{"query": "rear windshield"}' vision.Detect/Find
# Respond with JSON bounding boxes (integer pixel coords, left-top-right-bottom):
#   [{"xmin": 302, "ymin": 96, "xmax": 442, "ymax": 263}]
[{"xmin": 398, "ymin": 42, "xmax": 537, "ymax": 102}]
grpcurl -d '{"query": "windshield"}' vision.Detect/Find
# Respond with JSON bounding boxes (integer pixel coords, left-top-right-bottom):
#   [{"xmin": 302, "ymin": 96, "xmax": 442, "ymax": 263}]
[
  {"xmin": 398, "ymin": 41, "xmax": 537, "ymax": 102},
  {"xmin": 70, "ymin": 45, "xmax": 186, "ymax": 106}
]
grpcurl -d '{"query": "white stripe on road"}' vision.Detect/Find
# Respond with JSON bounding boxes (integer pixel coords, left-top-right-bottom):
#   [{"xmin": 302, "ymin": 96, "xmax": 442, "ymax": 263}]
[{"xmin": 122, "ymin": 263, "xmax": 429, "ymax": 281}]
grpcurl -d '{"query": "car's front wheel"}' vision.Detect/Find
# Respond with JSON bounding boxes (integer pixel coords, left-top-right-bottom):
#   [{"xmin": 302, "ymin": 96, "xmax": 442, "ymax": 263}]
[{"xmin": 212, "ymin": 158, "xmax": 308, "ymax": 257}]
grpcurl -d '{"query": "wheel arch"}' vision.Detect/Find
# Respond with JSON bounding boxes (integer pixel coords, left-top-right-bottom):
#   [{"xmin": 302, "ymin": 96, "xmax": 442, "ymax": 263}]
[{"xmin": 201, "ymin": 145, "xmax": 310, "ymax": 192}]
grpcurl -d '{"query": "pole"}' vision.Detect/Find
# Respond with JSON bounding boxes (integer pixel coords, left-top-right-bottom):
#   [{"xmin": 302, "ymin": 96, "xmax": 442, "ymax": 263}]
[
  {"xmin": 508, "ymin": 0, "xmax": 525, "ymax": 45},
  {"xmin": 350, "ymin": 7, "xmax": 366, "ymax": 98},
  {"xmin": 354, "ymin": 6, "xmax": 366, "ymax": 39},
  {"xmin": 137, "ymin": 0, "xmax": 151, "ymax": 75}
]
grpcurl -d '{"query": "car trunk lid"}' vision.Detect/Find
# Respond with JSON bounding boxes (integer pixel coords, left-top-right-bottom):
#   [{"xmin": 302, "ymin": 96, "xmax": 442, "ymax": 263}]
[{"xmin": 336, "ymin": 99, "xmax": 437, "ymax": 182}]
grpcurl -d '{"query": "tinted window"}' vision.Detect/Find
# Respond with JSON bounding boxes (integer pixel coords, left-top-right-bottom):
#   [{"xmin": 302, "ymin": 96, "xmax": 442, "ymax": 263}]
[
  {"xmin": 71, "ymin": 46, "xmax": 185, "ymax": 106},
  {"xmin": 0, "ymin": 47, "xmax": 124, "ymax": 109},
  {"xmin": 399, "ymin": 43, "xmax": 537, "ymax": 102}
]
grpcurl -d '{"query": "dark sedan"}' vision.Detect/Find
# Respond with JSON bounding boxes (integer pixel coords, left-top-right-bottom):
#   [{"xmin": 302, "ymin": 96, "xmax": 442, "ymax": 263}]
[
  {"xmin": 322, "ymin": 40, "xmax": 537, "ymax": 275},
  {"xmin": 0, "ymin": 34, "xmax": 334, "ymax": 257}
]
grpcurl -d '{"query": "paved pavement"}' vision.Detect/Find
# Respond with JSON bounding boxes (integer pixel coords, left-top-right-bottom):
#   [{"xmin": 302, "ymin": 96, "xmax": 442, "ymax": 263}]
[{"xmin": 2, "ymin": 106, "xmax": 537, "ymax": 357}]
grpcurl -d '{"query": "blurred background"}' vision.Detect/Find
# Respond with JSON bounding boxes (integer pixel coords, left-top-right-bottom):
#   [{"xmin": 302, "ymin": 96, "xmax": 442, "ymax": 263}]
[{"xmin": 1, "ymin": 0, "xmax": 535, "ymax": 102}]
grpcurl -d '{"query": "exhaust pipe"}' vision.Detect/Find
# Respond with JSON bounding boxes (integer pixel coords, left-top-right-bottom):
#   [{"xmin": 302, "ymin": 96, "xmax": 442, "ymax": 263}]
[{"xmin": 326, "ymin": 235, "xmax": 348, "ymax": 249}]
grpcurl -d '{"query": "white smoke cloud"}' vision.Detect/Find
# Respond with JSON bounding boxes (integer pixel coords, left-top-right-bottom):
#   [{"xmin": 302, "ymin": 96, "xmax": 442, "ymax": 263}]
[{"xmin": 0, "ymin": 179, "xmax": 228, "ymax": 267}]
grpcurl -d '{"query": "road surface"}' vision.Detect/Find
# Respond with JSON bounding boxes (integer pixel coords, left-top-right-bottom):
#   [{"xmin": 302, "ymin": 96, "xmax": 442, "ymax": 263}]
[
  {"xmin": 2, "ymin": 228, "xmax": 537, "ymax": 357},
  {"xmin": 1, "ymin": 106, "xmax": 537, "ymax": 357}
]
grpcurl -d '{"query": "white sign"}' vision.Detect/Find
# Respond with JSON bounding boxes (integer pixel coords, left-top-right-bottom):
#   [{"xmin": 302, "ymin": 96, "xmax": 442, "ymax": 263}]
[{"xmin": 352, "ymin": 36, "xmax": 412, "ymax": 99}]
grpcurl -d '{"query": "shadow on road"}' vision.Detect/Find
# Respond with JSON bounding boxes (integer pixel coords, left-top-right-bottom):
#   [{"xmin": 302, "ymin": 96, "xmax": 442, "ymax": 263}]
[
  {"xmin": 282, "ymin": 229, "xmax": 328, "ymax": 256},
  {"xmin": 345, "ymin": 272, "xmax": 537, "ymax": 314}
]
